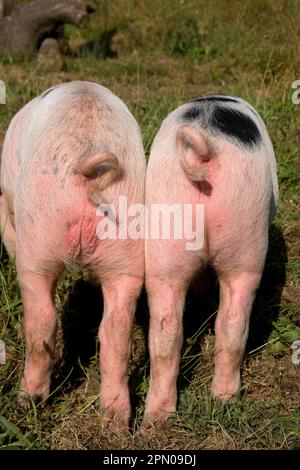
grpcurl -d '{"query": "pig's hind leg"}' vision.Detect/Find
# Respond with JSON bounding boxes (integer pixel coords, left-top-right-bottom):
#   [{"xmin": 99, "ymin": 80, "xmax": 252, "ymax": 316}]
[
  {"xmin": 142, "ymin": 245, "xmax": 201, "ymax": 430},
  {"xmin": 211, "ymin": 247, "xmax": 267, "ymax": 400},
  {"xmin": 98, "ymin": 272, "xmax": 143, "ymax": 434},
  {"xmin": 16, "ymin": 245, "xmax": 62, "ymax": 406}
]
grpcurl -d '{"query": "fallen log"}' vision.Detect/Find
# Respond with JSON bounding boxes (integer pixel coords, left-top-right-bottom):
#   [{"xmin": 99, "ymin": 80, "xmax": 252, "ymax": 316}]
[{"xmin": 0, "ymin": 0, "xmax": 95, "ymax": 53}]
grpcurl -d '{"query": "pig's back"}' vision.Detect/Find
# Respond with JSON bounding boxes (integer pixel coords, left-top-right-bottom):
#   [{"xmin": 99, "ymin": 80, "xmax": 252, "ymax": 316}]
[{"xmin": 146, "ymin": 95, "xmax": 278, "ymax": 270}]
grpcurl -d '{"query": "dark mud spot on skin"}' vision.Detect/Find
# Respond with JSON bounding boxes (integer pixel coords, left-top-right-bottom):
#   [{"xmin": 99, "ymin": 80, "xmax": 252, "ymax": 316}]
[
  {"xmin": 60, "ymin": 178, "xmax": 66, "ymax": 188},
  {"xmin": 43, "ymin": 341, "xmax": 55, "ymax": 361},
  {"xmin": 53, "ymin": 167, "xmax": 59, "ymax": 175}
]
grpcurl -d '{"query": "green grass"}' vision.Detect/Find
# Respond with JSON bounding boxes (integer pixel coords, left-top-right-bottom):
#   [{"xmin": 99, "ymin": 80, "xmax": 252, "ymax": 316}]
[{"xmin": 0, "ymin": 0, "xmax": 300, "ymax": 450}]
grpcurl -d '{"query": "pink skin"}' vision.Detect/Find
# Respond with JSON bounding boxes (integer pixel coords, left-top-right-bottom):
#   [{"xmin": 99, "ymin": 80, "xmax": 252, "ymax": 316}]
[
  {"xmin": 0, "ymin": 81, "xmax": 145, "ymax": 433},
  {"xmin": 143, "ymin": 108, "xmax": 277, "ymax": 428},
  {"xmin": 98, "ymin": 274, "xmax": 142, "ymax": 431},
  {"xmin": 0, "ymin": 197, "xmax": 16, "ymax": 258}
]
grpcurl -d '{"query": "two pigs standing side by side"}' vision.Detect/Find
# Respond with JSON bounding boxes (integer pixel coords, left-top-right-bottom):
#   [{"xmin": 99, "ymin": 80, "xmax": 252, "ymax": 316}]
[{"xmin": 0, "ymin": 81, "xmax": 278, "ymax": 433}]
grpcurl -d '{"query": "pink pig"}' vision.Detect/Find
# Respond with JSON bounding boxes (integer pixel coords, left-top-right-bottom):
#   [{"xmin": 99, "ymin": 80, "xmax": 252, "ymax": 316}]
[
  {"xmin": 0, "ymin": 81, "xmax": 146, "ymax": 433},
  {"xmin": 143, "ymin": 95, "xmax": 278, "ymax": 428}
]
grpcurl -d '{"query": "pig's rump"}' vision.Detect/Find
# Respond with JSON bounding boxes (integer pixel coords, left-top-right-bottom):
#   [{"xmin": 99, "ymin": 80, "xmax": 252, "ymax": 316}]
[
  {"xmin": 146, "ymin": 96, "xmax": 278, "ymax": 277},
  {"xmin": 1, "ymin": 81, "xmax": 145, "ymax": 275},
  {"xmin": 0, "ymin": 82, "xmax": 146, "ymax": 422},
  {"xmin": 142, "ymin": 95, "xmax": 279, "ymax": 423}
]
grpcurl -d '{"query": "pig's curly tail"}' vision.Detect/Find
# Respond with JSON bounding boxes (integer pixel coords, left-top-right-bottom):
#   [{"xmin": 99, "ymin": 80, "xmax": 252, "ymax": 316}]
[
  {"xmin": 176, "ymin": 126, "xmax": 213, "ymax": 181},
  {"xmin": 77, "ymin": 151, "xmax": 122, "ymax": 204}
]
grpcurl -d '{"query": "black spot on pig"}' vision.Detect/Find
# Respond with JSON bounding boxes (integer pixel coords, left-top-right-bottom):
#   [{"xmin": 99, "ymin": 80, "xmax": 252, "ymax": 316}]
[
  {"xmin": 182, "ymin": 106, "xmax": 203, "ymax": 121},
  {"xmin": 41, "ymin": 88, "xmax": 54, "ymax": 99},
  {"xmin": 192, "ymin": 95, "xmax": 239, "ymax": 103},
  {"xmin": 181, "ymin": 98, "xmax": 261, "ymax": 148},
  {"xmin": 211, "ymin": 106, "xmax": 261, "ymax": 147},
  {"xmin": 53, "ymin": 167, "xmax": 59, "ymax": 175}
]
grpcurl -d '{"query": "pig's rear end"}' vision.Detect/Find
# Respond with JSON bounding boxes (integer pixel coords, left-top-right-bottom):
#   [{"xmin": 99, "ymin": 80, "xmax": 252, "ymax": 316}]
[
  {"xmin": 0, "ymin": 81, "xmax": 146, "ymax": 433},
  {"xmin": 143, "ymin": 95, "xmax": 278, "ymax": 428},
  {"xmin": 2, "ymin": 81, "xmax": 145, "ymax": 275}
]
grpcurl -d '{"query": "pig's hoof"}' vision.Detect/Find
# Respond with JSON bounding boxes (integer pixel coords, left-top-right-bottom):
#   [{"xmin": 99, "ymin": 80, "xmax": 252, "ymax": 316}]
[
  {"xmin": 100, "ymin": 418, "xmax": 130, "ymax": 437},
  {"xmin": 139, "ymin": 413, "xmax": 175, "ymax": 436},
  {"xmin": 138, "ymin": 422, "xmax": 157, "ymax": 438},
  {"xmin": 17, "ymin": 391, "xmax": 42, "ymax": 409},
  {"xmin": 100, "ymin": 409, "xmax": 130, "ymax": 437},
  {"xmin": 211, "ymin": 373, "xmax": 241, "ymax": 402},
  {"xmin": 17, "ymin": 389, "xmax": 48, "ymax": 409},
  {"xmin": 212, "ymin": 390, "xmax": 239, "ymax": 402},
  {"xmin": 211, "ymin": 383, "xmax": 240, "ymax": 402},
  {"xmin": 17, "ymin": 392, "xmax": 32, "ymax": 410}
]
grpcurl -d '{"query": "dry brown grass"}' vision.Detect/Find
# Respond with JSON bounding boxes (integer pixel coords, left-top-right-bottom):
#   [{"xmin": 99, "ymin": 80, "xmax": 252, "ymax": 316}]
[{"xmin": 0, "ymin": 0, "xmax": 299, "ymax": 451}]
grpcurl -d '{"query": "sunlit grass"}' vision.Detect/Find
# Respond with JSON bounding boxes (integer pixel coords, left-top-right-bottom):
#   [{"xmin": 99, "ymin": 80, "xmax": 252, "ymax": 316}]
[{"xmin": 0, "ymin": 0, "xmax": 299, "ymax": 450}]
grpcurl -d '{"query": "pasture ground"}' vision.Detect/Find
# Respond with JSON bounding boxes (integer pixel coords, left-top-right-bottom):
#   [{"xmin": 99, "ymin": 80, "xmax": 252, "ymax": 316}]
[{"xmin": 0, "ymin": 0, "xmax": 299, "ymax": 450}]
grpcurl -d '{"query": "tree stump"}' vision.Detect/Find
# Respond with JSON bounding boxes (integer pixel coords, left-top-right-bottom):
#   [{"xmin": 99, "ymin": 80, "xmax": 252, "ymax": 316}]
[
  {"xmin": 0, "ymin": 0, "xmax": 95, "ymax": 53},
  {"xmin": 37, "ymin": 38, "xmax": 64, "ymax": 72}
]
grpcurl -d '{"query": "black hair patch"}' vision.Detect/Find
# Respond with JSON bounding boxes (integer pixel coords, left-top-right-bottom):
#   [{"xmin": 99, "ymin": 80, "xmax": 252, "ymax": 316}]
[
  {"xmin": 211, "ymin": 106, "xmax": 261, "ymax": 147},
  {"xmin": 41, "ymin": 88, "xmax": 54, "ymax": 99},
  {"xmin": 182, "ymin": 106, "xmax": 203, "ymax": 121},
  {"xmin": 192, "ymin": 95, "xmax": 239, "ymax": 103}
]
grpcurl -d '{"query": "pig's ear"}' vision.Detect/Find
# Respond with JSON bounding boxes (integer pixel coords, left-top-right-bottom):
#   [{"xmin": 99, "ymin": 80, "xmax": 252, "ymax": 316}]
[{"xmin": 176, "ymin": 126, "xmax": 213, "ymax": 181}]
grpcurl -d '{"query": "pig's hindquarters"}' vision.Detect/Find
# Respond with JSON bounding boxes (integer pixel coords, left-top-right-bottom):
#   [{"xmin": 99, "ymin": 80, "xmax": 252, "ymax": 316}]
[
  {"xmin": 143, "ymin": 138, "xmax": 271, "ymax": 427},
  {"xmin": 2, "ymin": 83, "xmax": 145, "ymax": 433},
  {"xmin": 15, "ymin": 168, "xmax": 144, "ymax": 432}
]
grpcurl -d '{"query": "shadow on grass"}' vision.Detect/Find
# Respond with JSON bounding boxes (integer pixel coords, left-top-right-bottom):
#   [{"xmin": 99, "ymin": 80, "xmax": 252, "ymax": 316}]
[
  {"xmin": 177, "ymin": 223, "xmax": 287, "ymax": 393},
  {"xmin": 51, "ymin": 279, "xmax": 150, "ymax": 401},
  {"xmin": 68, "ymin": 29, "xmax": 118, "ymax": 59},
  {"xmin": 248, "ymin": 224, "xmax": 287, "ymax": 350},
  {"xmin": 51, "ymin": 278, "xmax": 103, "ymax": 394},
  {"xmin": 50, "ymin": 224, "xmax": 287, "ymax": 411}
]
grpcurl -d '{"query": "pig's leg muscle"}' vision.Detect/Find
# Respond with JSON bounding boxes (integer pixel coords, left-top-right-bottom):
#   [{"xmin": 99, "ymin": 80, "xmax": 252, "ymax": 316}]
[
  {"xmin": 212, "ymin": 270, "xmax": 263, "ymax": 400},
  {"xmin": 210, "ymin": 215, "xmax": 268, "ymax": 400},
  {"xmin": 143, "ymin": 277, "xmax": 186, "ymax": 428},
  {"xmin": 17, "ymin": 269, "xmax": 60, "ymax": 405},
  {"xmin": 98, "ymin": 273, "xmax": 143, "ymax": 433},
  {"xmin": 142, "ymin": 242, "xmax": 202, "ymax": 429}
]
